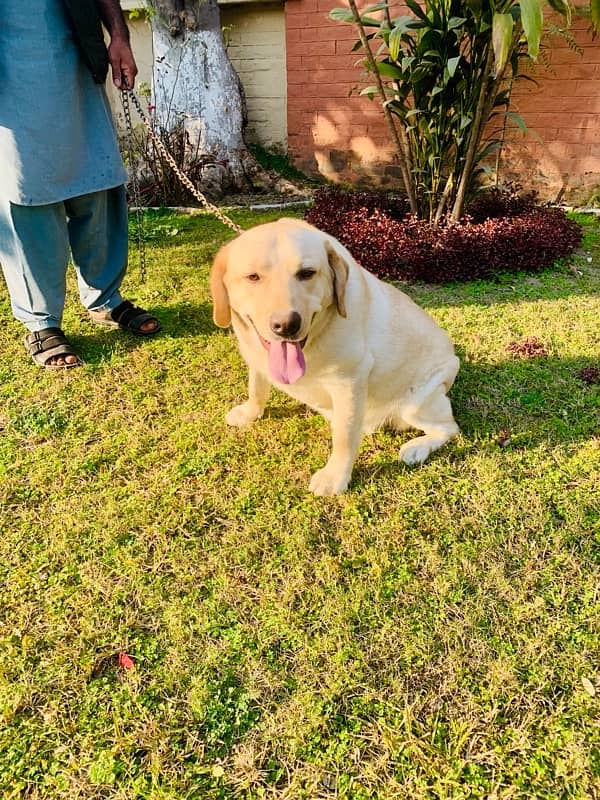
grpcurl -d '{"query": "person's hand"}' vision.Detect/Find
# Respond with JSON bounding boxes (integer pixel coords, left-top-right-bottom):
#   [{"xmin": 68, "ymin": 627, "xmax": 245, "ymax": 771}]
[{"xmin": 108, "ymin": 35, "xmax": 138, "ymax": 90}]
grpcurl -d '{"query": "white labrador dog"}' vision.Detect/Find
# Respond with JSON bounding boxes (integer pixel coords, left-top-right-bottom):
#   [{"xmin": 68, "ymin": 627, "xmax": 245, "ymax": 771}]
[{"xmin": 211, "ymin": 218, "xmax": 459, "ymax": 496}]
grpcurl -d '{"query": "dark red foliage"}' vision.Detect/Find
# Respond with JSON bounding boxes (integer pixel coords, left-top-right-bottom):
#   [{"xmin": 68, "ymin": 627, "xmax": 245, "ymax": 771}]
[
  {"xmin": 304, "ymin": 187, "xmax": 582, "ymax": 283},
  {"xmin": 506, "ymin": 337, "xmax": 549, "ymax": 358},
  {"xmin": 577, "ymin": 366, "xmax": 600, "ymax": 385},
  {"xmin": 467, "ymin": 185, "xmax": 541, "ymax": 222}
]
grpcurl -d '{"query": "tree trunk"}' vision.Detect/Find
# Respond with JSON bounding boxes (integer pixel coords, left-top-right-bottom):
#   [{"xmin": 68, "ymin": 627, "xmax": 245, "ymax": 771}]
[{"xmin": 149, "ymin": 0, "xmax": 258, "ymax": 196}]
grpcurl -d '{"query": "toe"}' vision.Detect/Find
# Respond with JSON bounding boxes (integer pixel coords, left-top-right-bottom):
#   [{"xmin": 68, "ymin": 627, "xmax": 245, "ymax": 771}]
[{"xmin": 140, "ymin": 319, "xmax": 159, "ymax": 333}]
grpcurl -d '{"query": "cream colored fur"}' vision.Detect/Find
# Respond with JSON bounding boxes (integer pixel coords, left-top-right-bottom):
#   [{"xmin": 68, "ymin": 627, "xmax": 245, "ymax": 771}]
[{"xmin": 210, "ymin": 218, "xmax": 460, "ymax": 496}]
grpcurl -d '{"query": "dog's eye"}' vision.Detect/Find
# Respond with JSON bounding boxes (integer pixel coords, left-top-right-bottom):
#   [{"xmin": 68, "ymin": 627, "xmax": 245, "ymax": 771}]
[
  {"xmin": 246, "ymin": 273, "xmax": 261, "ymax": 282},
  {"xmin": 297, "ymin": 268, "xmax": 316, "ymax": 281}
]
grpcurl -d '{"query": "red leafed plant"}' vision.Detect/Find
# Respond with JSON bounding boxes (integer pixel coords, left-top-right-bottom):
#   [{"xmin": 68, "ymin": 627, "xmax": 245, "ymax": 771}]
[{"xmin": 304, "ymin": 187, "xmax": 582, "ymax": 284}]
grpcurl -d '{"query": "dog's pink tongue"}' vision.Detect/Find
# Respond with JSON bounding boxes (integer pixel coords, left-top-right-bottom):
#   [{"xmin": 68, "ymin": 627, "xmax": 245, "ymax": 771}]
[{"xmin": 268, "ymin": 341, "xmax": 306, "ymax": 384}]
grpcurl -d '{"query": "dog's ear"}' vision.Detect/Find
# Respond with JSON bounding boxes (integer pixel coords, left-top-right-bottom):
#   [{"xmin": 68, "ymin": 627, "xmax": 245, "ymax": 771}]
[
  {"xmin": 325, "ymin": 241, "xmax": 349, "ymax": 318},
  {"xmin": 210, "ymin": 243, "xmax": 232, "ymax": 327}
]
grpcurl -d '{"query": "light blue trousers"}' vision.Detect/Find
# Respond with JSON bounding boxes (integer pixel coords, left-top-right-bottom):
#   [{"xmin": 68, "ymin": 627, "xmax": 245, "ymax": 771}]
[{"xmin": 0, "ymin": 186, "xmax": 128, "ymax": 332}]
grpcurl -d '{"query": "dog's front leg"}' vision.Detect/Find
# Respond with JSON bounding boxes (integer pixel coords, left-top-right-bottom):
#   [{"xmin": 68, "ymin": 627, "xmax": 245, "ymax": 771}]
[
  {"xmin": 226, "ymin": 368, "xmax": 271, "ymax": 427},
  {"xmin": 309, "ymin": 379, "xmax": 367, "ymax": 496}
]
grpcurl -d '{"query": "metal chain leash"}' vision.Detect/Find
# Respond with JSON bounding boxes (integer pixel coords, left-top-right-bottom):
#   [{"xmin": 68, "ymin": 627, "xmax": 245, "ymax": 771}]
[
  {"xmin": 120, "ymin": 83, "xmax": 148, "ymax": 282},
  {"xmin": 120, "ymin": 82, "xmax": 244, "ymax": 243}
]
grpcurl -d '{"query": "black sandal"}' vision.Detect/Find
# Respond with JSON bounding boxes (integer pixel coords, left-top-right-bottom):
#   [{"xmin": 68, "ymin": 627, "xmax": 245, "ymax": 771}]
[
  {"xmin": 89, "ymin": 300, "xmax": 161, "ymax": 336},
  {"xmin": 24, "ymin": 327, "xmax": 83, "ymax": 369}
]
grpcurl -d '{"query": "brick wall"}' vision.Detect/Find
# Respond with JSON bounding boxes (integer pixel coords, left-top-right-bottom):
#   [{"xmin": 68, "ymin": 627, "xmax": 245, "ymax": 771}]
[
  {"xmin": 222, "ymin": 1, "xmax": 287, "ymax": 152},
  {"xmin": 502, "ymin": 19, "xmax": 600, "ymax": 203},
  {"xmin": 286, "ymin": 0, "xmax": 600, "ymax": 202}
]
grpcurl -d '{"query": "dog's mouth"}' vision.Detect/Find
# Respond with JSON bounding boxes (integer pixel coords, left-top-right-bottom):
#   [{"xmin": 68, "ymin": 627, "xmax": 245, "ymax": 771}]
[{"xmin": 249, "ymin": 318, "xmax": 307, "ymax": 385}]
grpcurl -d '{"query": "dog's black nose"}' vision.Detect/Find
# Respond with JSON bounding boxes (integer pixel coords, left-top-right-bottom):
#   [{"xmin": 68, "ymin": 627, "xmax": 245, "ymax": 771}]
[{"xmin": 270, "ymin": 311, "xmax": 302, "ymax": 339}]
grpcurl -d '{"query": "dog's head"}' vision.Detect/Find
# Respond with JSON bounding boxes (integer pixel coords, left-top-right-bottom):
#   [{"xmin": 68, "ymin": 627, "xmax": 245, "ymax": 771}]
[{"xmin": 210, "ymin": 219, "xmax": 349, "ymax": 384}]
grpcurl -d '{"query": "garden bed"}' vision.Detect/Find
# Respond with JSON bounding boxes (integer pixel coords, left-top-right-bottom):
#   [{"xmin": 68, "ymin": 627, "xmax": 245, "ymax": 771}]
[{"xmin": 305, "ymin": 187, "xmax": 583, "ymax": 283}]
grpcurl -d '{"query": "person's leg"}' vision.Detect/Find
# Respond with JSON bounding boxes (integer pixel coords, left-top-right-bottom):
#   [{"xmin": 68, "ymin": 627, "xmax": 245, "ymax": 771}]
[
  {"xmin": 66, "ymin": 185, "xmax": 127, "ymax": 313},
  {"xmin": 0, "ymin": 196, "xmax": 69, "ymax": 330},
  {"xmin": 66, "ymin": 186, "xmax": 158, "ymax": 334},
  {"xmin": 0, "ymin": 197, "xmax": 80, "ymax": 367}
]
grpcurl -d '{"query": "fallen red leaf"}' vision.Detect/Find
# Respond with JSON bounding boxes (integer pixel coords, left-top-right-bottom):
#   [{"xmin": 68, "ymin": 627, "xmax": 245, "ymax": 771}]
[{"xmin": 117, "ymin": 653, "xmax": 135, "ymax": 670}]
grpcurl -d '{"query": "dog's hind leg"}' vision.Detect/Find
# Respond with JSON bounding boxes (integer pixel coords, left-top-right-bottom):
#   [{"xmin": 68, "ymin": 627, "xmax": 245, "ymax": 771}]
[
  {"xmin": 226, "ymin": 368, "xmax": 271, "ymax": 427},
  {"xmin": 398, "ymin": 382, "xmax": 459, "ymax": 466}
]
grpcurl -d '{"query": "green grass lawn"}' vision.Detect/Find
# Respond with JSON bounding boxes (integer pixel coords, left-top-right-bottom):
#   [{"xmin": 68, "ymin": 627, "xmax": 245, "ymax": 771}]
[{"xmin": 0, "ymin": 208, "xmax": 598, "ymax": 799}]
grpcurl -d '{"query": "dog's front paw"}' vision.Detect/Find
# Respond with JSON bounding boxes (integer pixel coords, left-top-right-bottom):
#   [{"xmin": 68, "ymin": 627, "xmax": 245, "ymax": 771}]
[
  {"xmin": 399, "ymin": 436, "xmax": 433, "ymax": 465},
  {"xmin": 226, "ymin": 402, "xmax": 263, "ymax": 427},
  {"xmin": 309, "ymin": 466, "xmax": 350, "ymax": 496}
]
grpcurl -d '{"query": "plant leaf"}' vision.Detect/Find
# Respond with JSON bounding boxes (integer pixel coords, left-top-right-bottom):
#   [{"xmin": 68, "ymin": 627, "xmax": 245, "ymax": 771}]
[
  {"xmin": 405, "ymin": 0, "xmax": 430, "ymax": 22},
  {"xmin": 592, "ymin": 0, "xmax": 600, "ymax": 29},
  {"xmin": 359, "ymin": 15, "xmax": 386, "ymax": 27},
  {"xmin": 546, "ymin": 0, "xmax": 572, "ymax": 26},
  {"xmin": 363, "ymin": 2, "xmax": 389, "ymax": 12},
  {"xmin": 492, "ymin": 13, "xmax": 514, "ymax": 77},
  {"xmin": 466, "ymin": 0, "xmax": 483, "ymax": 18},
  {"xmin": 329, "ymin": 7, "xmax": 355, "ymax": 23},
  {"xmin": 520, "ymin": 0, "xmax": 544, "ymax": 59},
  {"xmin": 448, "ymin": 16, "xmax": 468, "ymax": 29},
  {"xmin": 447, "ymin": 55, "xmax": 461, "ymax": 77},
  {"xmin": 376, "ymin": 60, "xmax": 404, "ymax": 78},
  {"xmin": 389, "ymin": 26, "xmax": 404, "ymax": 61},
  {"xmin": 359, "ymin": 85, "xmax": 380, "ymax": 98},
  {"xmin": 505, "ymin": 111, "xmax": 528, "ymax": 133},
  {"xmin": 390, "ymin": 15, "xmax": 419, "ymax": 31}
]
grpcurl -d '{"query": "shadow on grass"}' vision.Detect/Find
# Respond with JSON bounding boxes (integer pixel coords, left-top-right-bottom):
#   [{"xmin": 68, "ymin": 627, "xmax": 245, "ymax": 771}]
[
  {"xmin": 139, "ymin": 300, "xmax": 216, "ymax": 339},
  {"xmin": 451, "ymin": 353, "xmax": 599, "ymax": 441},
  {"xmin": 67, "ymin": 300, "xmax": 218, "ymax": 364},
  {"xmin": 401, "ymin": 263, "xmax": 600, "ymax": 309},
  {"xmin": 231, "ymin": 351, "xmax": 598, "ymax": 489},
  {"xmin": 352, "ymin": 352, "xmax": 598, "ymax": 487}
]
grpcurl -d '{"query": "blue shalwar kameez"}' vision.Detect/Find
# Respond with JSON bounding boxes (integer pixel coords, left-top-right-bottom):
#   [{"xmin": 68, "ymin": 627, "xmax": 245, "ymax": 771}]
[{"xmin": 0, "ymin": 0, "xmax": 129, "ymax": 330}]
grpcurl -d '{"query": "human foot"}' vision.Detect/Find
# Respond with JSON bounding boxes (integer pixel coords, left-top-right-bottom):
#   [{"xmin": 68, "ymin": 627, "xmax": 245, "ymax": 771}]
[
  {"xmin": 24, "ymin": 328, "xmax": 83, "ymax": 369},
  {"xmin": 89, "ymin": 300, "xmax": 161, "ymax": 336}
]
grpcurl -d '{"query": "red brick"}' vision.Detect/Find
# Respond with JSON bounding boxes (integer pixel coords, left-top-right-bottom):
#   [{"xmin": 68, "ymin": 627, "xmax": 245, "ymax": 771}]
[
  {"xmin": 296, "ymin": 39, "xmax": 337, "ymax": 55},
  {"xmin": 556, "ymin": 127, "xmax": 598, "ymax": 144},
  {"xmin": 285, "ymin": 12, "xmax": 315, "ymax": 29},
  {"xmin": 554, "ymin": 96, "xmax": 600, "ymax": 113},
  {"xmin": 564, "ymin": 63, "xmax": 600, "ymax": 80},
  {"xmin": 522, "ymin": 112, "xmax": 588, "ymax": 129},
  {"xmin": 334, "ymin": 27, "xmax": 362, "ymax": 43},
  {"xmin": 313, "ymin": 54, "xmax": 360, "ymax": 70},
  {"xmin": 548, "ymin": 45, "xmax": 599, "ymax": 65},
  {"xmin": 575, "ymin": 79, "xmax": 600, "ymax": 95},
  {"xmin": 286, "ymin": 28, "xmax": 303, "ymax": 43},
  {"xmin": 285, "ymin": 0, "xmax": 319, "ymax": 11},
  {"xmin": 300, "ymin": 27, "xmax": 321, "ymax": 41},
  {"xmin": 318, "ymin": 0, "xmax": 342, "ymax": 11}
]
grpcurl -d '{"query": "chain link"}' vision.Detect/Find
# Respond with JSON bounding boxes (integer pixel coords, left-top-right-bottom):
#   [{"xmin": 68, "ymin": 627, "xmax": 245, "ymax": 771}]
[
  {"xmin": 120, "ymin": 84, "xmax": 148, "ymax": 282},
  {"xmin": 121, "ymin": 83, "xmax": 244, "ymax": 238}
]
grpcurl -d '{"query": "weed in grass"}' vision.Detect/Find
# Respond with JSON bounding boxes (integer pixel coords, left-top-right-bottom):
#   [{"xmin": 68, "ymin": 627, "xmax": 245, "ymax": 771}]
[{"xmin": 9, "ymin": 404, "xmax": 70, "ymax": 440}]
